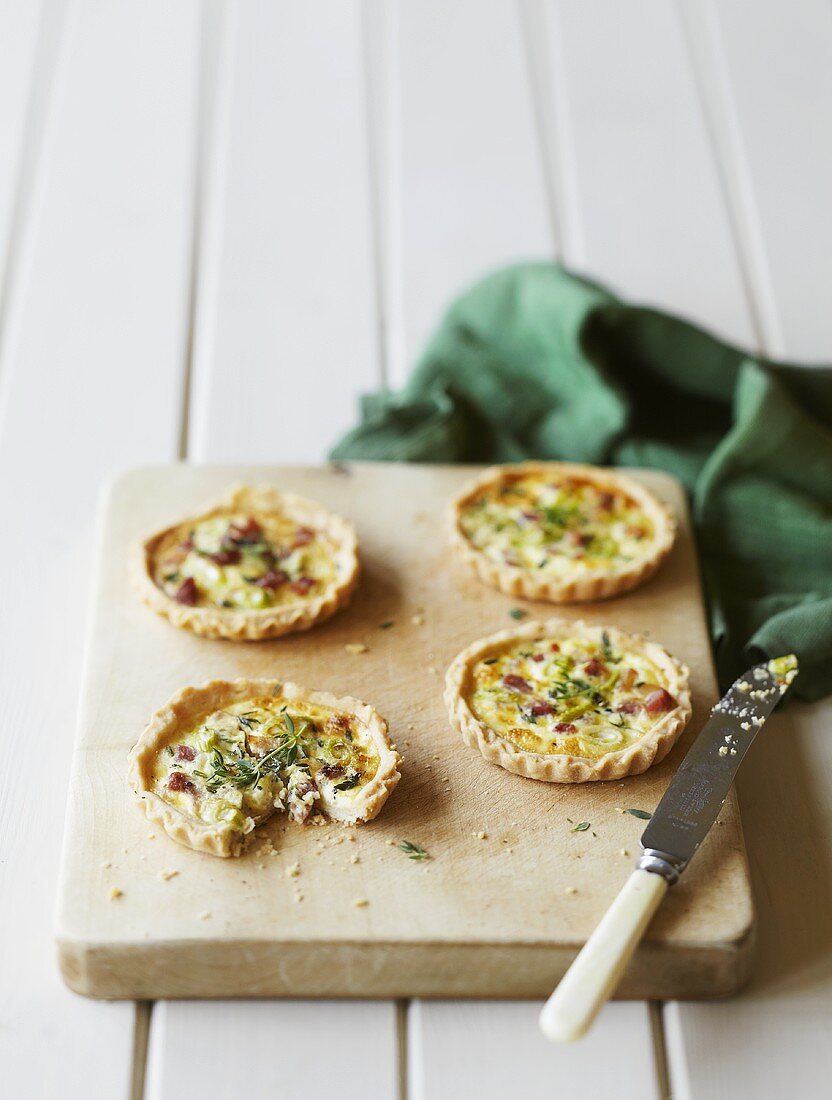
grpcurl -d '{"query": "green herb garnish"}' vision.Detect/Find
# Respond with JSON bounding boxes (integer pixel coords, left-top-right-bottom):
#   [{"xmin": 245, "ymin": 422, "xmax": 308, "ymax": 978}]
[
  {"xmin": 379, "ymin": 620, "xmax": 395, "ymax": 630},
  {"xmin": 334, "ymin": 772, "xmax": 362, "ymax": 791},
  {"xmin": 398, "ymin": 840, "xmax": 430, "ymax": 861},
  {"xmin": 572, "ymin": 821, "xmax": 591, "ymax": 832},
  {"xmin": 509, "ymin": 607, "xmax": 528, "ymax": 620},
  {"xmin": 625, "ymin": 808, "xmax": 652, "ymax": 820}
]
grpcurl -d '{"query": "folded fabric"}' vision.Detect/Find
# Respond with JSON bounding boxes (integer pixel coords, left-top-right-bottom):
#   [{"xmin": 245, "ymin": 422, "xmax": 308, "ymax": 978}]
[{"xmin": 331, "ymin": 263, "xmax": 832, "ymax": 701}]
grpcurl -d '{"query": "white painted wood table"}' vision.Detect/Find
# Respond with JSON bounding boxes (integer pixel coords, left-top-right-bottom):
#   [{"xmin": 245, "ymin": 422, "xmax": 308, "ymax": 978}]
[{"xmin": 1, "ymin": 2, "xmax": 830, "ymax": 1096}]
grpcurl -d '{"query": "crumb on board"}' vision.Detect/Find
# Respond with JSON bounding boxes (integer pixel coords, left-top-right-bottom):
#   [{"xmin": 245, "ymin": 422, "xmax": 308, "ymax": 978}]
[
  {"xmin": 620, "ymin": 849, "xmax": 630, "ymax": 857},
  {"xmin": 353, "ymin": 898, "xmax": 369, "ymax": 908},
  {"xmin": 345, "ymin": 642, "xmax": 369, "ymax": 655},
  {"xmin": 199, "ymin": 911, "xmax": 211, "ymax": 921},
  {"xmin": 350, "ymin": 854, "xmax": 360, "ymax": 864},
  {"xmin": 100, "ymin": 860, "xmax": 112, "ymax": 870},
  {"xmin": 160, "ymin": 869, "xmax": 179, "ymax": 881},
  {"xmin": 428, "ymin": 665, "xmax": 439, "ymax": 675},
  {"xmin": 108, "ymin": 887, "xmax": 123, "ymax": 901},
  {"xmin": 411, "ymin": 613, "xmax": 425, "ymax": 626},
  {"xmin": 474, "ymin": 831, "xmax": 488, "ymax": 840},
  {"xmin": 286, "ymin": 862, "xmax": 301, "ymax": 878},
  {"xmin": 294, "ymin": 893, "xmax": 304, "ymax": 903},
  {"xmin": 146, "ymin": 834, "xmax": 156, "ymax": 841},
  {"xmin": 565, "ymin": 886, "xmax": 578, "ymax": 896}
]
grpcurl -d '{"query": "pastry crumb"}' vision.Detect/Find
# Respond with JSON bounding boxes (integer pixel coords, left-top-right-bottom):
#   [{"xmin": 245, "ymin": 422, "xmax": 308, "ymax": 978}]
[
  {"xmin": 286, "ymin": 862, "xmax": 301, "ymax": 878},
  {"xmin": 352, "ymin": 897, "xmax": 369, "ymax": 908},
  {"xmin": 350, "ymin": 854, "xmax": 360, "ymax": 864},
  {"xmin": 619, "ymin": 849, "xmax": 629, "ymax": 857},
  {"xmin": 428, "ymin": 665, "xmax": 439, "ymax": 675},
  {"xmin": 411, "ymin": 613, "xmax": 425, "ymax": 626},
  {"xmin": 294, "ymin": 892, "xmax": 304, "ymax": 903},
  {"xmin": 160, "ymin": 869, "xmax": 179, "ymax": 881},
  {"xmin": 199, "ymin": 911, "xmax": 212, "ymax": 920},
  {"xmin": 474, "ymin": 831, "xmax": 488, "ymax": 840},
  {"xmin": 345, "ymin": 642, "xmax": 368, "ymax": 655},
  {"xmin": 565, "ymin": 886, "xmax": 578, "ymax": 896},
  {"xmin": 108, "ymin": 886, "xmax": 123, "ymax": 901},
  {"xmin": 146, "ymin": 833, "xmax": 156, "ymax": 840},
  {"xmin": 718, "ymin": 745, "xmax": 729, "ymax": 756},
  {"xmin": 100, "ymin": 860, "xmax": 112, "ymax": 870}
]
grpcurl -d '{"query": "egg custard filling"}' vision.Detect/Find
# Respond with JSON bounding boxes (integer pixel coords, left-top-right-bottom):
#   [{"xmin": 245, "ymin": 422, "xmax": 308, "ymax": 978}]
[
  {"xmin": 450, "ymin": 463, "xmax": 676, "ymax": 604},
  {"xmin": 445, "ymin": 619, "xmax": 691, "ymax": 783},
  {"xmin": 469, "ymin": 634, "xmax": 677, "ymax": 760},
  {"xmin": 154, "ymin": 512, "xmax": 338, "ymax": 612},
  {"xmin": 134, "ymin": 485, "xmax": 359, "ymax": 640},
  {"xmin": 459, "ymin": 472, "xmax": 654, "ymax": 577},
  {"xmin": 130, "ymin": 680, "xmax": 401, "ymax": 857}
]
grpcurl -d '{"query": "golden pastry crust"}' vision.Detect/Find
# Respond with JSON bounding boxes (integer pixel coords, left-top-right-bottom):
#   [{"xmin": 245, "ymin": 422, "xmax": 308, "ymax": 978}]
[
  {"xmin": 449, "ymin": 462, "xmax": 676, "ymax": 603},
  {"xmin": 131, "ymin": 484, "xmax": 359, "ymax": 640},
  {"xmin": 128, "ymin": 678, "xmax": 402, "ymax": 857},
  {"xmin": 445, "ymin": 618, "xmax": 691, "ymax": 783}
]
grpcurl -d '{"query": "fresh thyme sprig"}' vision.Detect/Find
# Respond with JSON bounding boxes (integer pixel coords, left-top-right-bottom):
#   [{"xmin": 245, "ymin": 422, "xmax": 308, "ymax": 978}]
[{"xmin": 398, "ymin": 840, "xmax": 430, "ymax": 861}]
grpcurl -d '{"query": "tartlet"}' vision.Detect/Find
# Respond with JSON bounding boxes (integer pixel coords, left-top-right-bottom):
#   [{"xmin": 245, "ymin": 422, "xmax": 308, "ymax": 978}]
[
  {"xmin": 449, "ymin": 462, "xmax": 676, "ymax": 603},
  {"xmin": 128, "ymin": 678, "xmax": 401, "ymax": 857},
  {"xmin": 445, "ymin": 618, "xmax": 690, "ymax": 783},
  {"xmin": 132, "ymin": 484, "xmax": 359, "ymax": 640}
]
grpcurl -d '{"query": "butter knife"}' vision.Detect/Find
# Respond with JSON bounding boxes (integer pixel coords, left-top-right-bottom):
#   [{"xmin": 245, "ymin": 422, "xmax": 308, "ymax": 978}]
[{"xmin": 539, "ymin": 654, "xmax": 799, "ymax": 1043}]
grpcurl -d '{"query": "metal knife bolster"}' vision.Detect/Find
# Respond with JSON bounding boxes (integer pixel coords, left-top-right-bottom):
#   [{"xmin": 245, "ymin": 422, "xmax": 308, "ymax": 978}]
[{"xmin": 636, "ymin": 656, "xmax": 798, "ymax": 887}]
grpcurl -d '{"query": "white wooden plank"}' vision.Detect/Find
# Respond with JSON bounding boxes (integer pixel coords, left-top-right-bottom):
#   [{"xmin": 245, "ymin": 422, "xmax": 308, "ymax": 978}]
[
  {"xmin": 388, "ymin": 0, "xmax": 553, "ymax": 381},
  {"xmin": 187, "ymin": 0, "xmax": 379, "ymax": 463},
  {"xmin": 146, "ymin": 1000, "xmax": 399, "ymax": 1100},
  {"xmin": 682, "ymin": 0, "xmax": 832, "ymax": 360},
  {"xmin": 409, "ymin": 1001, "xmax": 660, "ymax": 1100},
  {"xmin": 665, "ymin": 699, "xmax": 832, "ymax": 1099},
  {"xmin": 543, "ymin": 0, "xmax": 755, "ymax": 346},
  {"xmin": 0, "ymin": 0, "xmax": 46, "ymax": 306},
  {"xmin": 389, "ymin": 3, "xmax": 659, "ymax": 1094},
  {"xmin": 0, "ymin": 0, "xmax": 200, "ymax": 1095},
  {"xmin": 153, "ymin": 0, "xmax": 399, "ymax": 1084},
  {"xmin": 664, "ymin": 4, "xmax": 832, "ymax": 1094}
]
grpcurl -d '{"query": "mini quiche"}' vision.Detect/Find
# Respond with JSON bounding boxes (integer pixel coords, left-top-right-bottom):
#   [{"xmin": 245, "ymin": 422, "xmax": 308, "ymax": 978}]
[
  {"xmin": 445, "ymin": 618, "xmax": 690, "ymax": 782},
  {"xmin": 132, "ymin": 484, "xmax": 359, "ymax": 640},
  {"xmin": 449, "ymin": 462, "xmax": 676, "ymax": 603},
  {"xmin": 128, "ymin": 679, "xmax": 401, "ymax": 857}
]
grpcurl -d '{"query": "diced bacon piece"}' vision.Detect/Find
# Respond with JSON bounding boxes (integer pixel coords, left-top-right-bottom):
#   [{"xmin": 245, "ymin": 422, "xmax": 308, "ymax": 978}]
[
  {"xmin": 618, "ymin": 700, "xmax": 641, "ymax": 715},
  {"xmin": 291, "ymin": 526, "xmax": 315, "ymax": 548},
  {"xmin": 550, "ymin": 643, "xmax": 560, "ymax": 653},
  {"xmin": 645, "ymin": 688, "xmax": 677, "ymax": 714},
  {"xmin": 209, "ymin": 548, "xmax": 241, "ymax": 566},
  {"xmin": 598, "ymin": 492, "xmax": 616, "ymax": 512},
  {"xmin": 180, "ymin": 538, "xmax": 194, "ymax": 551},
  {"xmin": 530, "ymin": 701, "xmax": 555, "ymax": 717},
  {"xmin": 532, "ymin": 653, "xmax": 545, "ymax": 663},
  {"xmin": 584, "ymin": 658, "xmax": 608, "ymax": 678},
  {"xmin": 174, "ymin": 577, "xmax": 198, "ymax": 605},
  {"xmin": 175, "ymin": 744, "xmax": 196, "ymax": 762},
  {"xmin": 502, "ymin": 674, "xmax": 532, "ymax": 693},
  {"xmin": 227, "ymin": 516, "xmax": 263, "ymax": 543},
  {"xmin": 289, "ymin": 576, "xmax": 315, "ymax": 595},
  {"xmin": 319, "ymin": 763, "xmax": 344, "ymax": 779},
  {"xmin": 555, "ymin": 722, "xmax": 577, "ymax": 734},
  {"xmin": 521, "ymin": 510, "xmax": 540, "ymax": 522},
  {"xmin": 256, "ymin": 569, "xmax": 289, "ymax": 590},
  {"xmin": 627, "ymin": 525, "xmax": 647, "ymax": 540},
  {"xmin": 168, "ymin": 771, "xmax": 196, "ymax": 794}
]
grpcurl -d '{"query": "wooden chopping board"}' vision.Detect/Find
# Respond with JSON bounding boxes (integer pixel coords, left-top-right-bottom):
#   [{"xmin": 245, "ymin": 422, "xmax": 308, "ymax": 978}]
[{"xmin": 56, "ymin": 463, "xmax": 754, "ymax": 1000}]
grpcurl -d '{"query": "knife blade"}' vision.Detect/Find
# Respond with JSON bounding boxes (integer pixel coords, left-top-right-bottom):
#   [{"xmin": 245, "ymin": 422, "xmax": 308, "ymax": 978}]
[
  {"xmin": 639, "ymin": 653, "xmax": 799, "ymax": 883},
  {"xmin": 539, "ymin": 654, "xmax": 798, "ymax": 1043}
]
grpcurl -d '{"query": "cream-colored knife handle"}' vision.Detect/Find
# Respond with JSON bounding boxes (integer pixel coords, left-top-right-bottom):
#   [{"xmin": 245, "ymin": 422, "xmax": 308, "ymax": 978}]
[{"xmin": 539, "ymin": 869, "xmax": 668, "ymax": 1043}]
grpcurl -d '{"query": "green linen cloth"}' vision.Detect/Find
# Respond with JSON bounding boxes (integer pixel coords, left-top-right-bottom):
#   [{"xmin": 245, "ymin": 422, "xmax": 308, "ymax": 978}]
[{"xmin": 331, "ymin": 263, "xmax": 832, "ymax": 702}]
